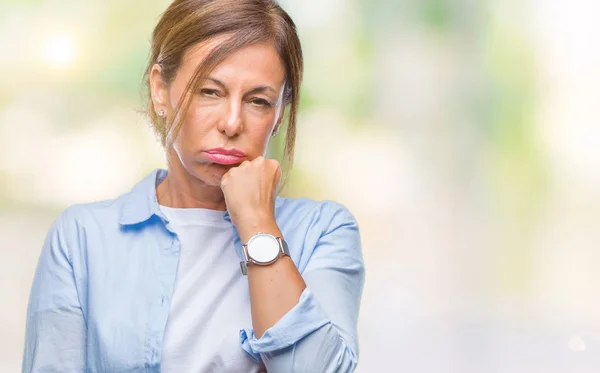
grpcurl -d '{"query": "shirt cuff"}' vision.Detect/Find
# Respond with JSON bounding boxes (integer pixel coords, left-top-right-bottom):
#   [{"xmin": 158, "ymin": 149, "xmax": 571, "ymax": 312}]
[{"xmin": 239, "ymin": 287, "xmax": 330, "ymax": 362}]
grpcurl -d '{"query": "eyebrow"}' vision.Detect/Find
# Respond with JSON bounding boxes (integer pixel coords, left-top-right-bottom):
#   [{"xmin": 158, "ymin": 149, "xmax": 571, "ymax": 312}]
[{"xmin": 206, "ymin": 77, "xmax": 277, "ymax": 95}]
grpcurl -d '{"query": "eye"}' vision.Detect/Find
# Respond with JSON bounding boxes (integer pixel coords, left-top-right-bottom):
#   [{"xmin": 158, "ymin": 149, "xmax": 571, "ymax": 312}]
[
  {"xmin": 250, "ymin": 98, "xmax": 272, "ymax": 108},
  {"xmin": 200, "ymin": 88, "xmax": 219, "ymax": 97}
]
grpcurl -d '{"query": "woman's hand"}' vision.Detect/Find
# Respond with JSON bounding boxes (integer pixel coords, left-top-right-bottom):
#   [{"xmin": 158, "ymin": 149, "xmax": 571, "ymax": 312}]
[{"xmin": 220, "ymin": 156, "xmax": 282, "ymax": 242}]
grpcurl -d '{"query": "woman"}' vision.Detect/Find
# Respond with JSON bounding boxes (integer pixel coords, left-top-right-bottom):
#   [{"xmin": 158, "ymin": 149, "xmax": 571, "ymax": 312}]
[{"xmin": 22, "ymin": 0, "xmax": 365, "ymax": 372}]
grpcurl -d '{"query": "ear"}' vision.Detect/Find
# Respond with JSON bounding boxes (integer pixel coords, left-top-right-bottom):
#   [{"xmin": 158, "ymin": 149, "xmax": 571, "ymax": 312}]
[{"xmin": 149, "ymin": 64, "xmax": 170, "ymax": 115}]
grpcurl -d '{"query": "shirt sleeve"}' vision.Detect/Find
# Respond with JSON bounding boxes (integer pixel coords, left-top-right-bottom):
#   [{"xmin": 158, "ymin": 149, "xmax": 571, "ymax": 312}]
[
  {"xmin": 22, "ymin": 210, "xmax": 87, "ymax": 373},
  {"xmin": 239, "ymin": 201, "xmax": 365, "ymax": 373}
]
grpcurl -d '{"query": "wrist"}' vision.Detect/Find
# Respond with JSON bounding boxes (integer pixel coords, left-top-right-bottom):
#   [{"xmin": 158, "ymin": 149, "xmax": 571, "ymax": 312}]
[{"xmin": 237, "ymin": 218, "xmax": 281, "ymax": 243}]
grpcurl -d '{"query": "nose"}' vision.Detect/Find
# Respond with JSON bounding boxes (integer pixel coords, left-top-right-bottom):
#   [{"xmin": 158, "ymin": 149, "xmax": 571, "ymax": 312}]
[{"xmin": 217, "ymin": 99, "xmax": 243, "ymax": 137}]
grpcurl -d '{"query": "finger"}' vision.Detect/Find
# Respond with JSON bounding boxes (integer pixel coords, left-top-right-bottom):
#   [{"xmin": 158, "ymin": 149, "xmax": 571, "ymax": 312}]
[
  {"xmin": 220, "ymin": 173, "xmax": 229, "ymax": 188},
  {"xmin": 265, "ymin": 158, "xmax": 278, "ymax": 166},
  {"xmin": 266, "ymin": 159, "xmax": 281, "ymax": 174}
]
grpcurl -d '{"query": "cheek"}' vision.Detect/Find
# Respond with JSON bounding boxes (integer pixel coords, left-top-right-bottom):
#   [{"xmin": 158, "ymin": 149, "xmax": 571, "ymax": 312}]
[
  {"xmin": 179, "ymin": 104, "xmax": 215, "ymax": 137},
  {"xmin": 172, "ymin": 114, "xmax": 204, "ymax": 156},
  {"xmin": 246, "ymin": 107, "xmax": 278, "ymax": 130},
  {"xmin": 244, "ymin": 125, "xmax": 273, "ymax": 155}
]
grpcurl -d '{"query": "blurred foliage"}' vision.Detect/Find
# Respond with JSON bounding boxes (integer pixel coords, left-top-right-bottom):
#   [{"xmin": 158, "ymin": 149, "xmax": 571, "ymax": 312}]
[
  {"xmin": 419, "ymin": 0, "xmax": 454, "ymax": 32},
  {"xmin": 0, "ymin": 0, "xmax": 549, "ymax": 214},
  {"xmin": 481, "ymin": 6, "xmax": 549, "ymax": 297}
]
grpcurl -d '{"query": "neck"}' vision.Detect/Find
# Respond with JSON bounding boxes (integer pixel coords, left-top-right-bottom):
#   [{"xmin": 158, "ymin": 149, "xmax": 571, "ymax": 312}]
[{"xmin": 156, "ymin": 153, "xmax": 227, "ymax": 211}]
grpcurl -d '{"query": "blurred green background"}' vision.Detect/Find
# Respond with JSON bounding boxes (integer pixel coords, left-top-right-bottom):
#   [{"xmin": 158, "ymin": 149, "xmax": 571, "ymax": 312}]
[{"xmin": 2, "ymin": 0, "xmax": 600, "ymax": 371}]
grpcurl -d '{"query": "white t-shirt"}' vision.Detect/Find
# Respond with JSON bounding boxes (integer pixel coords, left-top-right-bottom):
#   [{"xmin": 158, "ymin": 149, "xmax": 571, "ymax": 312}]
[{"xmin": 159, "ymin": 205, "xmax": 263, "ymax": 373}]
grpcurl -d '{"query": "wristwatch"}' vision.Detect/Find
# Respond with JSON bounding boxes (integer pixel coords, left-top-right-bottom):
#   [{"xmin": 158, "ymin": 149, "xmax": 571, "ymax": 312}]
[{"xmin": 240, "ymin": 232, "xmax": 290, "ymax": 275}]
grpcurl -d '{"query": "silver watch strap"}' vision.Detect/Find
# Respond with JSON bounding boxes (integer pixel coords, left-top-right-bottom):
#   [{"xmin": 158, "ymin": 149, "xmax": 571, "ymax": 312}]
[{"xmin": 278, "ymin": 237, "xmax": 291, "ymax": 256}]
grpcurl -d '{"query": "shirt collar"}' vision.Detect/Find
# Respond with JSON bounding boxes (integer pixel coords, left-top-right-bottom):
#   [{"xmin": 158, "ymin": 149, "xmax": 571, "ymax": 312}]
[{"xmin": 119, "ymin": 168, "xmax": 167, "ymax": 226}]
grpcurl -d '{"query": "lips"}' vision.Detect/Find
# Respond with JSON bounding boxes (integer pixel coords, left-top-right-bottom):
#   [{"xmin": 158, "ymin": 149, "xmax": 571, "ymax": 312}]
[{"xmin": 204, "ymin": 147, "xmax": 246, "ymax": 165}]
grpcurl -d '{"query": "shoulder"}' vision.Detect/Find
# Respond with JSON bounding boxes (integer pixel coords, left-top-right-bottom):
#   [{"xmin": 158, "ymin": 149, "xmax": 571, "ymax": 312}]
[
  {"xmin": 276, "ymin": 197, "xmax": 363, "ymax": 274},
  {"xmin": 58, "ymin": 194, "xmax": 129, "ymax": 228},
  {"xmin": 46, "ymin": 192, "xmax": 133, "ymax": 249},
  {"xmin": 276, "ymin": 197, "xmax": 358, "ymax": 232}
]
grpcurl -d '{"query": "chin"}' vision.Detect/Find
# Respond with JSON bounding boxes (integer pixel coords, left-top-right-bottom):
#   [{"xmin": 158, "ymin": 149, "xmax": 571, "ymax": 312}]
[{"xmin": 193, "ymin": 162, "xmax": 231, "ymax": 187}]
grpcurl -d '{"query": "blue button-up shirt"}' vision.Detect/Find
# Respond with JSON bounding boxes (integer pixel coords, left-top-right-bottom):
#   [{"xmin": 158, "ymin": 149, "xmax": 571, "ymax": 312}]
[{"xmin": 22, "ymin": 169, "xmax": 365, "ymax": 372}]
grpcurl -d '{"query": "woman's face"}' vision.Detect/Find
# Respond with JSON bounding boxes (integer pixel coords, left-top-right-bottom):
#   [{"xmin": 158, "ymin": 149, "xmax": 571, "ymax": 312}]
[{"xmin": 151, "ymin": 37, "xmax": 286, "ymax": 187}]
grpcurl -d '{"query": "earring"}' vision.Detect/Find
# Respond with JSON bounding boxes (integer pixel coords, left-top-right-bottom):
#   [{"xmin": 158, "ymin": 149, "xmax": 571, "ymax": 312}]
[
  {"xmin": 272, "ymin": 130, "xmax": 279, "ymax": 137},
  {"xmin": 158, "ymin": 109, "xmax": 165, "ymax": 117}
]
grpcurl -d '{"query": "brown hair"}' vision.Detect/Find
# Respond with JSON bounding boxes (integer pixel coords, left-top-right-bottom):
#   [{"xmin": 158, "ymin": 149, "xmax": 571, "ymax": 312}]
[{"xmin": 143, "ymin": 0, "xmax": 303, "ymax": 178}]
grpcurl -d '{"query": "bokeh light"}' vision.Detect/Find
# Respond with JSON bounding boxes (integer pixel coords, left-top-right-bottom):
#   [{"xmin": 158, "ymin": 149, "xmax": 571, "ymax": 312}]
[{"xmin": 44, "ymin": 33, "xmax": 77, "ymax": 69}]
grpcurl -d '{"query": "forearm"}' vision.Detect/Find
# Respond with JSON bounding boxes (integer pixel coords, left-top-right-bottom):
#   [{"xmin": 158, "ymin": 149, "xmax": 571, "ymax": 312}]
[
  {"xmin": 239, "ymin": 287, "xmax": 359, "ymax": 373},
  {"xmin": 234, "ymin": 201, "xmax": 364, "ymax": 372},
  {"xmin": 238, "ymin": 220, "xmax": 306, "ymax": 338}
]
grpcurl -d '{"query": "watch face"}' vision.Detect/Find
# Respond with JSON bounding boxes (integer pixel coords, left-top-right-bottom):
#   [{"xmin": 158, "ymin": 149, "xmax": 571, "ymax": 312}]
[{"xmin": 247, "ymin": 233, "xmax": 280, "ymax": 264}]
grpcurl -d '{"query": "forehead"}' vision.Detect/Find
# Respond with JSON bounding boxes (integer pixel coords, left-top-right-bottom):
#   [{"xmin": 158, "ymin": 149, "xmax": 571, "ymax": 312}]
[{"xmin": 179, "ymin": 36, "xmax": 286, "ymax": 87}]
